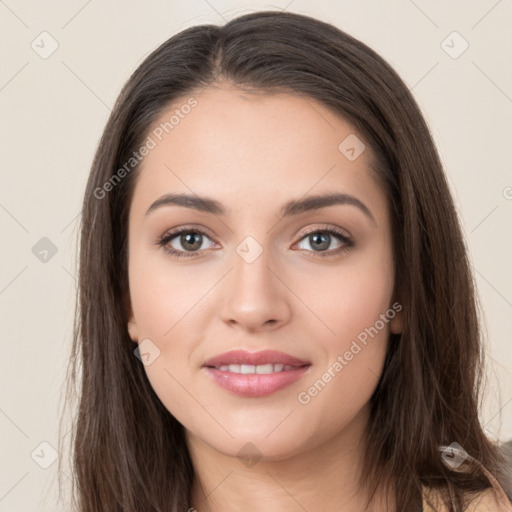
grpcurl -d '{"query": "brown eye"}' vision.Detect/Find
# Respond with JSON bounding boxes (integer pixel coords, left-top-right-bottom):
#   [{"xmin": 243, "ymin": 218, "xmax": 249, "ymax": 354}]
[
  {"xmin": 178, "ymin": 232, "xmax": 203, "ymax": 251},
  {"xmin": 158, "ymin": 228, "xmax": 216, "ymax": 259}
]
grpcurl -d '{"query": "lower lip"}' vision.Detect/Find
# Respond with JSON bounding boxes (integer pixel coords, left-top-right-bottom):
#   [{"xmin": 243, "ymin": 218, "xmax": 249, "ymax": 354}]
[{"xmin": 204, "ymin": 366, "xmax": 311, "ymax": 397}]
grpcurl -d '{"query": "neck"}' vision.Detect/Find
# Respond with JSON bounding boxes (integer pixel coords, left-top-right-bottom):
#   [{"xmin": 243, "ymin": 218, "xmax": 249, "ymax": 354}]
[{"xmin": 185, "ymin": 406, "xmax": 394, "ymax": 512}]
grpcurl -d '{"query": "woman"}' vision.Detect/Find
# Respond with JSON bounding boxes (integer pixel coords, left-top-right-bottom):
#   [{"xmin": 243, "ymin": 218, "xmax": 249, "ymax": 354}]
[{"xmin": 60, "ymin": 10, "xmax": 512, "ymax": 512}]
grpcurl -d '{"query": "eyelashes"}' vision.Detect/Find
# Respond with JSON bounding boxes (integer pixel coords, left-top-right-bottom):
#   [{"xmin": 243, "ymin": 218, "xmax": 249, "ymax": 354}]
[
  {"xmin": 157, "ymin": 225, "xmax": 354, "ymax": 260},
  {"xmin": 158, "ymin": 228, "xmax": 217, "ymax": 259}
]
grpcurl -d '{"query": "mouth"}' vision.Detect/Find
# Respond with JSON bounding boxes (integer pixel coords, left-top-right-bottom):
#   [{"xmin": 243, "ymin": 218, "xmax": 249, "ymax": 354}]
[
  {"xmin": 202, "ymin": 350, "xmax": 311, "ymax": 397},
  {"xmin": 210, "ymin": 363, "xmax": 303, "ymax": 374}
]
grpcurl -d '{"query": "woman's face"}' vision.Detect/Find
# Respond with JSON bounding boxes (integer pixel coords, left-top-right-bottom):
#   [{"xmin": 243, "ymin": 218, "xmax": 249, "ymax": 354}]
[{"xmin": 125, "ymin": 84, "xmax": 402, "ymax": 460}]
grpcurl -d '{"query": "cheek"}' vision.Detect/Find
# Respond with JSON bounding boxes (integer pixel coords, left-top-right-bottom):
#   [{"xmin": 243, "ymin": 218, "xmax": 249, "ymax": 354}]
[
  {"xmin": 292, "ymin": 245, "xmax": 394, "ymax": 412},
  {"xmin": 127, "ymin": 249, "xmax": 215, "ymax": 406},
  {"xmin": 295, "ymin": 245, "xmax": 395, "ymax": 349},
  {"xmin": 128, "ymin": 250, "xmax": 211, "ymax": 338},
  {"xmin": 127, "ymin": 252, "xmax": 206, "ymax": 421}
]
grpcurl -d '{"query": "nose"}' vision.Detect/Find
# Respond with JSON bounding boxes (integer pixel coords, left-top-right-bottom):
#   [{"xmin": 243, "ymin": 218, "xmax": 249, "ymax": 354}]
[{"xmin": 219, "ymin": 245, "xmax": 292, "ymax": 333}]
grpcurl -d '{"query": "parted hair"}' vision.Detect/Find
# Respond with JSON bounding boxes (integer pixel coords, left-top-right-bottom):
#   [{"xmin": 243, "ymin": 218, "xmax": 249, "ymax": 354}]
[{"xmin": 59, "ymin": 10, "xmax": 512, "ymax": 512}]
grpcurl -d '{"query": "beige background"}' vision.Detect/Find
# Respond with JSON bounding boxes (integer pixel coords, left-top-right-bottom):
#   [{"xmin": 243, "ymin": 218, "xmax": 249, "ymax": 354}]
[{"xmin": 0, "ymin": 0, "xmax": 511, "ymax": 510}]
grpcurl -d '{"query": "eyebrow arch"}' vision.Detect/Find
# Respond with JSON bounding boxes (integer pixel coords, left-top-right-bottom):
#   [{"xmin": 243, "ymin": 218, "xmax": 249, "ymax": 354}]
[{"xmin": 145, "ymin": 192, "xmax": 376, "ymax": 224}]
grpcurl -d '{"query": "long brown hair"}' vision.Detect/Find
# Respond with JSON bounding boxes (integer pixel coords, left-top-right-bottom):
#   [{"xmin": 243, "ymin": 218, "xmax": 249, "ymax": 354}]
[{"xmin": 58, "ymin": 10, "xmax": 511, "ymax": 511}]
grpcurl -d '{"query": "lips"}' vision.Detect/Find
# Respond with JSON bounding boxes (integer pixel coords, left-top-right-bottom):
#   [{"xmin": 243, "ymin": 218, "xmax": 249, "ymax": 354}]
[
  {"xmin": 203, "ymin": 349, "xmax": 310, "ymax": 368},
  {"xmin": 202, "ymin": 350, "xmax": 311, "ymax": 398}
]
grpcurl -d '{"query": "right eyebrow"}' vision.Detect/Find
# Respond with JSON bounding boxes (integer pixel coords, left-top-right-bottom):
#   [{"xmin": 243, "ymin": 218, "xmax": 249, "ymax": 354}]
[{"xmin": 145, "ymin": 193, "xmax": 226, "ymax": 216}]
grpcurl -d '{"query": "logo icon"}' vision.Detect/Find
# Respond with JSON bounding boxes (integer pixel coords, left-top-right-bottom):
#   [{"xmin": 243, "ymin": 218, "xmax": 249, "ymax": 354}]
[
  {"xmin": 31, "ymin": 32, "xmax": 59, "ymax": 59},
  {"xmin": 441, "ymin": 442, "xmax": 469, "ymax": 469},
  {"xmin": 441, "ymin": 32, "xmax": 469, "ymax": 59},
  {"xmin": 236, "ymin": 236, "xmax": 264, "ymax": 264},
  {"xmin": 237, "ymin": 442, "xmax": 263, "ymax": 468},
  {"xmin": 134, "ymin": 338, "xmax": 161, "ymax": 366},
  {"xmin": 31, "ymin": 441, "xmax": 58, "ymax": 469},
  {"xmin": 338, "ymin": 134, "xmax": 366, "ymax": 161},
  {"xmin": 32, "ymin": 237, "xmax": 58, "ymax": 263}
]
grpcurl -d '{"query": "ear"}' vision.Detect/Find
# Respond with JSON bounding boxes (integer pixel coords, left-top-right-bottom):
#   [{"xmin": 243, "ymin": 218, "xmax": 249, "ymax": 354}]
[
  {"xmin": 389, "ymin": 300, "xmax": 403, "ymax": 335},
  {"xmin": 124, "ymin": 292, "xmax": 139, "ymax": 343}
]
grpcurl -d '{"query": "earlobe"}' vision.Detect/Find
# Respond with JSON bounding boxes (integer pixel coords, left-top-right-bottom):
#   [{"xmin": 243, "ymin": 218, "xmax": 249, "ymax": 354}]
[
  {"xmin": 127, "ymin": 317, "xmax": 139, "ymax": 342},
  {"xmin": 390, "ymin": 308, "xmax": 403, "ymax": 334},
  {"xmin": 124, "ymin": 293, "xmax": 139, "ymax": 343}
]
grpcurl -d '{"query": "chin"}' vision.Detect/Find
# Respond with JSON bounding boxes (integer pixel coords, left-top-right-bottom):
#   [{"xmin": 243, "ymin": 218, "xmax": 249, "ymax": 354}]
[{"xmin": 194, "ymin": 423, "xmax": 314, "ymax": 462}]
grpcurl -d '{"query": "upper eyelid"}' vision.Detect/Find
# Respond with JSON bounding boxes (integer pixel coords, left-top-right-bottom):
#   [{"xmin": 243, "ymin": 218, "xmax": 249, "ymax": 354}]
[
  {"xmin": 161, "ymin": 224, "xmax": 351, "ymax": 238},
  {"xmin": 160, "ymin": 225, "xmax": 217, "ymax": 244},
  {"xmin": 160, "ymin": 224, "xmax": 351, "ymax": 247},
  {"xmin": 299, "ymin": 224, "xmax": 351, "ymax": 238}
]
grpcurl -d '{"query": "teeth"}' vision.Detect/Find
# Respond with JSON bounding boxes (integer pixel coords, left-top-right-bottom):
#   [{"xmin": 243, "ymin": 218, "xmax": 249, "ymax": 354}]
[
  {"xmin": 215, "ymin": 364, "xmax": 296, "ymax": 374},
  {"xmin": 240, "ymin": 364, "xmax": 254, "ymax": 374},
  {"xmin": 256, "ymin": 364, "xmax": 273, "ymax": 374}
]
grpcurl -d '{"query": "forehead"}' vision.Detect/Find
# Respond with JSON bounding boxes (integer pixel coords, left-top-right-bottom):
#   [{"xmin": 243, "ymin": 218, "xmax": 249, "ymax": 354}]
[
  {"xmin": 130, "ymin": 85, "xmax": 386, "ymax": 220},
  {"xmin": 144, "ymin": 85, "xmax": 365, "ymax": 169}
]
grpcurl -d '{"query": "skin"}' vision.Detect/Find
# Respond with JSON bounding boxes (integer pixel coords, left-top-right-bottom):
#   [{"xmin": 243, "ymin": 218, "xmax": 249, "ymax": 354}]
[{"xmin": 126, "ymin": 83, "xmax": 403, "ymax": 512}]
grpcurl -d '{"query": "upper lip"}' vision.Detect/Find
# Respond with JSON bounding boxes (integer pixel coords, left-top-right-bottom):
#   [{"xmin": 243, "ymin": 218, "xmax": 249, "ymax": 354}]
[{"xmin": 203, "ymin": 350, "xmax": 311, "ymax": 368}]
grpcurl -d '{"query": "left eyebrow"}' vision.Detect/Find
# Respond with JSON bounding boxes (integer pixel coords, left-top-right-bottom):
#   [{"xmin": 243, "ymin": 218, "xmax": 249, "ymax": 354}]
[
  {"xmin": 145, "ymin": 192, "xmax": 376, "ymax": 224},
  {"xmin": 280, "ymin": 192, "xmax": 376, "ymax": 224}
]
